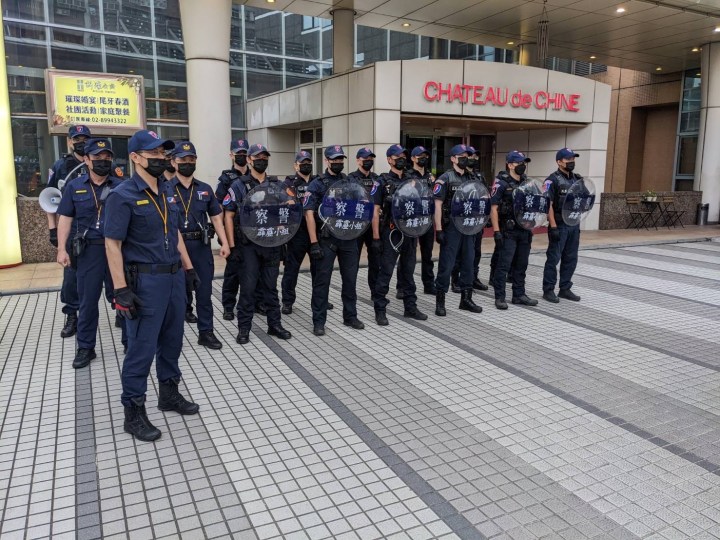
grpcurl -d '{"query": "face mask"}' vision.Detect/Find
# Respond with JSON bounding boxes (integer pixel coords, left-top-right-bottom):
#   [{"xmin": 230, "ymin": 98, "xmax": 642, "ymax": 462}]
[
  {"xmin": 165, "ymin": 161, "xmax": 176, "ymax": 174},
  {"xmin": 252, "ymin": 159, "xmax": 268, "ymax": 173},
  {"xmin": 329, "ymin": 162, "xmax": 344, "ymax": 175},
  {"xmin": 144, "ymin": 158, "xmax": 168, "ymax": 178},
  {"xmin": 564, "ymin": 161, "xmax": 576, "ymax": 172},
  {"xmin": 234, "ymin": 154, "xmax": 247, "ymax": 167},
  {"xmin": 514, "ymin": 163, "xmax": 527, "ymax": 176},
  {"xmin": 393, "ymin": 158, "xmax": 407, "ymax": 170},
  {"xmin": 416, "ymin": 157, "xmax": 429, "ymax": 168},
  {"xmin": 91, "ymin": 159, "xmax": 112, "ymax": 177},
  {"xmin": 468, "ymin": 158, "xmax": 478, "ymax": 169},
  {"xmin": 361, "ymin": 160, "xmax": 374, "ymax": 172},
  {"xmin": 298, "ymin": 163, "xmax": 313, "ymax": 176},
  {"xmin": 177, "ymin": 163, "xmax": 196, "ymax": 177},
  {"xmin": 73, "ymin": 142, "xmax": 86, "ymax": 156},
  {"xmin": 456, "ymin": 157, "xmax": 468, "ymax": 170}
]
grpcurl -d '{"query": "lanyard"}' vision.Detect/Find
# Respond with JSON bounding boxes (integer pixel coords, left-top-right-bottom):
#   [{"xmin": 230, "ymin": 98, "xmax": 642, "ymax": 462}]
[
  {"xmin": 89, "ymin": 181, "xmax": 105, "ymax": 229},
  {"xmin": 144, "ymin": 188, "xmax": 169, "ymax": 250},
  {"xmin": 175, "ymin": 183, "xmax": 194, "ymax": 228}
]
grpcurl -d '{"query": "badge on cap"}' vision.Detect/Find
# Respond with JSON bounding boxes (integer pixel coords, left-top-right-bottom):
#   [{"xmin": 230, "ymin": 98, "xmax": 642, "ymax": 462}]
[
  {"xmin": 148, "ymin": 131, "xmax": 159, "ymax": 139},
  {"xmin": 97, "ymin": 141, "xmax": 106, "ymax": 148},
  {"xmin": 182, "ymin": 143, "xmax": 191, "ymax": 151}
]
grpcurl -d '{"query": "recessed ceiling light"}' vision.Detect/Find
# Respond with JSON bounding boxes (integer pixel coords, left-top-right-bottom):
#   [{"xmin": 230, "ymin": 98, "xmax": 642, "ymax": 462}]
[
  {"xmin": 590, "ymin": 55, "xmax": 597, "ymax": 59},
  {"xmin": 697, "ymin": 72, "xmax": 702, "ymax": 76},
  {"xmin": 655, "ymin": 67, "xmax": 662, "ymax": 71},
  {"xmin": 715, "ymin": 26, "xmax": 720, "ymax": 32},
  {"xmin": 616, "ymin": 7, "xmax": 626, "ymax": 13},
  {"xmin": 507, "ymin": 41, "xmax": 514, "ymax": 45},
  {"xmin": 692, "ymin": 47, "xmax": 700, "ymax": 52},
  {"xmin": 402, "ymin": 22, "xmax": 411, "ymax": 27},
  {"xmin": 129, "ymin": 70, "xmax": 134, "ymax": 73},
  {"xmin": 267, "ymin": 0, "xmax": 275, "ymax": 3}
]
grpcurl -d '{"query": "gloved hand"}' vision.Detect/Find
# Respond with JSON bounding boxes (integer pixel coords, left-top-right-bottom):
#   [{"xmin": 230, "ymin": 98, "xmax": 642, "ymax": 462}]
[
  {"xmin": 493, "ymin": 231, "xmax": 504, "ymax": 250},
  {"xmin": 186, "ymin": 268, "xmax": 201, "ymax": 292},
  {"xmin": 114, "ymin": 287, "xmax": 142, "ymax": 320},
  {"xmin": 370, "ymin": 238, "xmax": 382, "ymax": 256},
  {"xmin": 548, "ymin": 227, "xmax": 561, "ymax": 242},
  {"xmin": 49, "ymin": 228, "xmax": 58, "ymax": 247},
  {"xmin": 310, "ymin": 242, "xmax": 324, "ymax": 260},
  {"xmin": 228, "ymin": 246, "xmax": 242, "ymax": 263},
  {"xmin": 436, "ymin": 230, "xmax": 446, "ymax": 246}
]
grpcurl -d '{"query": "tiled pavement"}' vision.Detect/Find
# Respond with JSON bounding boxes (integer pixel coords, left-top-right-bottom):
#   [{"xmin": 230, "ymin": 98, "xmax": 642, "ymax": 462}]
[{"xmin": 1, "ymin": 240, "xmax": 720, "ymax": 539}]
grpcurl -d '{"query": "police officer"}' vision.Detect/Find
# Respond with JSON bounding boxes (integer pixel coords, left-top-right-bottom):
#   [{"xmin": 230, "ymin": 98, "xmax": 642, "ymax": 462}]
[
  {"xmin": 490, "ymin": 151, "xmax": 539, "ymax": 310},
  {"xmin": 304, "ymin": 145, "xmax": 365, "ymax": 336},
  {"xmin": 104, "ymin": 130, "xmax": 201, "ymax": 442},
  {"xmin": 433, "ymin": 144, "xmax": 483, "ymax": 316},
  {"xmin": 216, "ymin": 139, "xmax": 251, "ymax": 320},
  {"xmin": 222, "ymin": 144, "xmax": 292, "ymax": 345},
  {"xmin": 55, "ymin": 138, "xmax": 124, "ymax": 369},
  {"xmin": 347, "ymin": 147, "xmax": 380, "ymax": 295},
  {"xmin": 47, "ymin": 125, "xmax": 92, "ymax": 338},
  {"xmin": 171, "ymin": 141, "xmax": 230, "ymax": 349},
  {"xmin": 542, "ymin": 148, "xmax": 582, "ymax": 303},
  {"xmin": 370, "ymin": 145, "xmax": 428, "ymax": 326}
]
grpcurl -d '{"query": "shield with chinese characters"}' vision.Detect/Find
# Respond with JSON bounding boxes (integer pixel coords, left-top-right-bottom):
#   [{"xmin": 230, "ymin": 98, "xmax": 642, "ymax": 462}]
[
  {"xmin": 319, "ymin": 180, "xmax": 373, "ymax": 240},
  {"xmin": 391, "ymin": 180, "xmax": 434, "ymax": 238},
  {"xmin": 450, "ymin": 179, "xmax": 490, "ymax": 235},
  {"xmin": 512, "ymin": 178, "xmax": 550, "ymax": 230},
  {"xmin": 561, "ymin": 177, "xmax": 596, "ymax": 226},
  {"xmin": 239, "ymin": 182, "xmax": 302, "ymax": 247}
]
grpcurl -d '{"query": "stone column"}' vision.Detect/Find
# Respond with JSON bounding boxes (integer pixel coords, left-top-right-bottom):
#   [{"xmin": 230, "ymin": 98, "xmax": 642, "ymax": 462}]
[
  {"xmin": 179, "ymin": 0, "xmax": 232, "ymax": 182},
  {"xmin": 331, "ymin": 8, "xmax": 355, "ymax": 74},
  {"xmin": 694, "ymin": 42, "xmax": 720, "ymax": 222},
  {"xmin": 519, "ymin": 43, "xmax": 542, "ymax": 68}
]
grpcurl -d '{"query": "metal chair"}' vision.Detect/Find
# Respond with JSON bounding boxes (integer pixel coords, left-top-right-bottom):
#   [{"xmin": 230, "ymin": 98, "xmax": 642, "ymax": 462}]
[
  {"xmin": 626, "ymin": 197, "xmax": 653, "ymax": 230},
  {"xmin": 660, "ymin": 196, "xmax": 685, "ymax": 228}
]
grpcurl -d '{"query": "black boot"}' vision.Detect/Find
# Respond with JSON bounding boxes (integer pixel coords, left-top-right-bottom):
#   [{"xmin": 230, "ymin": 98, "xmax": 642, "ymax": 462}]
[
  {"xmin": 198, "ymin": 331, "xmax": 222, "ymax": 349},
  {"xmin": 450, "ymin": 273, "xmax": 461, "ymax": 294},
  {"xmin": 72, "ymin": 348, "xmax": 96, "ymax": 369},
  {"xmin": 184, "ymin": 310, "xmax": 198, "ymax": 323},
  {"xmin": 268, "ymin": 325, "xmax": 292, "ymax": 339},
  {"xmin": 60, "ymin": 314, "xmax": 77, "ymax": 338},
  {"xmin": 124, "ymin": 397, "xmax": 161, "ymax": 442},
  {"xmin": 222, "ymin": 308, "xmax": 235, "ymax": 321},
  {"xmin": 375, "ymin": 311, "xmax": 389, "ymax": 326},
  {"xmin": 472, "ymin": 278, "xmax": 489, "ymax": 291},
  {"xmin": 459, "ymin": 289, "xmax": 483, "ymax": 313},
  {"xmin": 435, "ymin": 291, "xmax": 446, "ymax": 317},
  {"xmin": 158, "ymin": 378, "xmax": 199, "ymax": 415},
  {"xmin": 236, "ymin": 329, "xmax": 250, "ymax": 344},
  {"xmin": 281, "ymin": 303, "xmax": 293, "ymax": 315}
]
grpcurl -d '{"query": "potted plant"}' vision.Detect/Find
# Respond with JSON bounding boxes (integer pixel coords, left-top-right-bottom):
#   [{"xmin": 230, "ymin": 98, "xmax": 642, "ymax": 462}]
[{"xmin": 643, "ymin": 190, "xmax": 657, "ymax": 202}]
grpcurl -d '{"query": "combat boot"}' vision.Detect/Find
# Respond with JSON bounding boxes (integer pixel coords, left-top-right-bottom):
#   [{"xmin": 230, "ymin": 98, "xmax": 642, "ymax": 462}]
[
  {"xmin": 124, "ymin": 397, "xmax": 161, "ymax": 442},
  {"xmin": 60, "ymin": 314, "xmax": 77, "ymax": 338},
  {"xmin": 198, "ymin": 331, "xmax": 222, "ymax": 350},
  {"xmin": 559, "ymin": 288, "xmax": 581, "ymax": 302},
  {"xmin": 158, "ymin": 378, "xmax": 199, "ymax": 415},
  {"xmin": 459, "ymin": 289, "xmax": 483, "ymax": 313},
  {"xmin": 435, "ymin": 291, "xmax": 446, "ymax": 317}
]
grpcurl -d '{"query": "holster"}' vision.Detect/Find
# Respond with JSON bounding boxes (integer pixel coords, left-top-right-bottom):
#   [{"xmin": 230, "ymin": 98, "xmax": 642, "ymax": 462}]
[{"xmin": 124, "ymin": 264, "xmax": 139, "ymax": 293}]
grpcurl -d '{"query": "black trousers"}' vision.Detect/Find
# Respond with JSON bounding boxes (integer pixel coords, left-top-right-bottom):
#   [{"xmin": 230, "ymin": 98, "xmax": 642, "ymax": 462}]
[
  {"xmin": 311, "ymin": 237, "xmax": 358, "ymax": 326},
  {"xmin": 221, "ymin": 253, "xmax": 241, "ymax": 311},
  {"xmin": 237, "ymin": 243, "xmax": 281, "ymax": 331},
  {"xmin": 452, "ymin": 232, "xmax": 482, "ymax": 282},
  {"xmin": 492, "ymin": 228, "xmax": 532, "ymax": 300},
  {"xmin": 357, "ymin": 228, "xmax": 379, "ymax": 295},
  {"xmin": 373, "ymin": 227, "xmax": 417, "ymax": 313},
  {"xmin": 281, "ymin": 227, "xmax": 312, "ymax": 306}
]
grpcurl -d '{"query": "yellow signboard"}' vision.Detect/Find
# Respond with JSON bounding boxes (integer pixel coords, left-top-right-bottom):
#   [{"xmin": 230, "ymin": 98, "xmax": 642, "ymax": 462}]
[{"xmin": 45, "ymin": 69, "xmax": 146, "ymax": 136}]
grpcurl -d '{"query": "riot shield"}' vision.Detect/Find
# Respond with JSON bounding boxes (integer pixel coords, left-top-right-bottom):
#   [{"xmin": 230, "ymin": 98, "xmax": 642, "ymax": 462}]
[
  {"xmin": 239, "ymin": 182, "xmax": 302, "ymax": 247},
  {"xmin": 513, "ymin": 178, "xmax": 550, "ymax": 230},
  {"xmin": 450, "ymin": 179, "xmax": 490, "ymax": 235},
  {"xmin": 319, "ymin": 179, "xmax": 373, "ymax": 240},
  {"xmin": 561, "ymin": 177, "xmax": 596, "ymax": 226},
  {"xmin": 390, "ymin": 179, "xmax": 434, "ymax": 238}
]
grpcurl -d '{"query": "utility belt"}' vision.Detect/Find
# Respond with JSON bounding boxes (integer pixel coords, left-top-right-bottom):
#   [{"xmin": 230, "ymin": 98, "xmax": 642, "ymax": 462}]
[
  {"xmin": 499, "ymin": 215, "xmax": 517, "ymax": 231},
  {"xmin": 71, "ymin": 229, "xmax": 105, "ymax": 260},
  {"xmin": 181, "ymin": 231, "xmax": 204, "ymax": 242}
]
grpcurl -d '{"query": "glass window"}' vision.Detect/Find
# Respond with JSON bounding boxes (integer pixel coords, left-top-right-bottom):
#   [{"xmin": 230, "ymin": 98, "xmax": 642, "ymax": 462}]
[
  {"xmin": 104, "ymin": 34, "xmax": 154, "ymax": 57},
  {"xmin": 2, "ymin": 0, "xmax": 45, "ymax": 22},
  {"xmin": 157, "ymin": 58, "xmax": 187, "ymax": 122},
  {"xmin": 154, "ymin": 0, "xmax": 182, "ymax": 41},
  {"xmin": 356, "ymin": 26, "xmax": 387, "ymax": 66},
  {"xmin": 428, "ymin": 38, "xmax": 449, "ymax": 59},
  {"xmin": 679, "ymin": 111, "xmax": 700, "ymax": 133},
  {"xmin": 8, "ymin": 73, "xmax": 47, "ymax": 115},
  {"xmin": 245, "ymin": 8, "xmax": 282, "ymax": 56},
  {"xmin": 230, "ymin": 5, "xmax": 243, "ymax": 50},
  {"xmin": 49, "ymin": 0, "xmax": 100, "ymax": 28},
  {"xmin": 321, "ymin": 26, "xmax": 332, "ymax": 62},
  {"xmin": 420, "ymin": 36, "xmax": 430, "ymax": 58},
  {"xmin": 285, "ymin": 59, "xmax": 320, "ymax": 89},
  {"xmin": 103, "ymin": 0, "xmax": 152, "ymax": 37},
  {"xmin": 245, "ymin": 54, "xmax": 283, "ymax": 99},
  {"xmin": 284, "ymin": 13, "xmax": 320, "ymax": 60},
  {"xmin": 230, "ymin": 53, "xmax": 245, "ymax": 129},
  {"xmin": 4, "ymin": 22, "xmax": 48, "ymax": 69},
  {"xmin": 11, "ymin": 119, "xmax": 55, "ymax": 196},
  {"xmin": 50, "ymin": 29, "xmax": 102, "ymax": 71},
  {"xmin": 479, "ymin": 46, "xmax": 494, "ymax": 62},
  {"xmin": 300, "ymin": 129, "xmax": 313, "ymax": 145},
  {"xmin": 450, "ymin": 41, "xmax": 476, "ymax": 60},
  {"xmin": 676, "ymin": 136, "xmax": 697, "ymax": 176},
  {"xmin": 389, "ymin": 31, "xmax": 417, "ymax": 61}
]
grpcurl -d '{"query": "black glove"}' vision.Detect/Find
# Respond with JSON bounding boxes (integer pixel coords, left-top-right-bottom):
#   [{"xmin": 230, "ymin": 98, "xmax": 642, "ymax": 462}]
[
  {"xmin": 228, "ymin": 246, "xmax": 242, "ymax": 263},
  {"xmin": 370, "ymin": 238, "xmax": 383, "ymax": 255},
  {"xmin": 493, "ymin": 231, "xmax": 504, "ymax": 250},
  {"xmin": 49, "ymin": 228, "xmax": 58, "ymax": 247},
  {"xmin": 186, "ymin": 268, "xmax": 201, "ymax": 292},
  {"xmin": 548, "ymin": 227, "xmax": 561, "ymax": 242},
  {"xmin": 436, "ymin": 230, "xmax": 446, "ymax": 246},
  {"xmin": 113, "ymin": 287, "xmax": 142, "ymax": 320},
  {"xmin": 310, "ymin": 242, "xmax": 324, "ymax": 260}
]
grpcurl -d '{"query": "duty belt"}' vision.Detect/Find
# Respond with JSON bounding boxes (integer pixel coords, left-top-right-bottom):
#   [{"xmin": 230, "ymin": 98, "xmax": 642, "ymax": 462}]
[
  {"xmin": 85, "ymin": 238, "xmax": 105, "ymax": 245},
  {"xmin": 130, "ymin": 262, "xmax": 181, "ymax": 274},
  {"xmin": 181, "ymin": 231, "xmax": 203, "ymax": 241}
]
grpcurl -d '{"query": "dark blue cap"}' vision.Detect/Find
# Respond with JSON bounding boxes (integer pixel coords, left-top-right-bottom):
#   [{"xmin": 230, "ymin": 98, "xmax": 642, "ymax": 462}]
[
  {"xmin": 450, "ymin": 144, "xmax": 469, "ymax": 156},
  {"xmin": 556, "ymin": 147, "xmax": 579, "ymax": 160},
  {"xmin": 356, "ymin": 147, "xmax": 376, "ymax": 159},
  {"xmin": 295, "ymin": 150, "xmax": 312, "ymax": 162},
  {"xmin": 84, "ymin": 138, "xmax": 114, "ymax": 156},
  {"xmin": 172, "ymin": 141, "xmax": 197, "ymax": 158},
  {"xmin": 68, "ymin": 125, "xmax": 91, "ymax": 138},
  {"xmin": 231, "ymin": 139, "xmax": 249, "ymax": 153},
  {"xmin": 386, "ymin": 144, "xmax": 406, "ymax": 157},
  {"xmin": 411, "ymin": 146, "xmax": 429, "ymax": 157},
  {"xmin": 128, "ymin": 130, "xmax": 175, "ymax": 154},
  {"xmin": 324, "ymin": 145, "xmax": 346, "ymax": 159},
  {"xmin": 506, "ymin": 150, "xmax": 531, "ymax": 164},
  {"xmin": 249, "ymin": 143, "xmax": 271, "ymax": 156},
  {"xmin": 467, "ymin": 146, "xmax": 478, "ymax": 156}
]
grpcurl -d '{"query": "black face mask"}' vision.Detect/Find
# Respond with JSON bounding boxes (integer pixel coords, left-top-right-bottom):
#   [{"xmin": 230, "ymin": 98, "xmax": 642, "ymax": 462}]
[
  {"xmin": 177, "ymin": 163, "xmax": 196, "ymax": 177},
  {"xmin": 468, "ymin": 158, "xmax": 478, "ymax": 169},
  {"xmin": 298, "ymin": 163, "xmax": 313, "ymax": 176},
  {"xmin": 456, "ymin": 157, "xmax": 468, "ymax": 170},
  {"xmin": 514, "ymin": 163, "xmax": 527, "ymax": 176},
  {"xmin": 393, "ymin": 158, "xmax": 407, "ymax": 171},
  {"xmin": 329, "ymin": 162, "xmax": 344, "ymax": 175},
  {"xmin": 165, "ymin": 161, "xmax": 176, "ymax": 174},
  {"xmin": 416, "ymin": 157, "xmax": 429, "ymax": 168},
  {"xmin": 564, "ymin": 161, "xmax": 576, "ymax": 172},
  {"xmin": 361, "ymin": 160, "xmax": 374, "ymax": 172},
  {"xmin": 252, "ymin": 159, "xmax": 268, "ymax": 173},
  {"xmin": 144, "ymin": 158, "xmax": 168, "ymax": 178},
  {"xmin": 73, "ymin": 142, "xmax": 86, "ymax": 156},
  {"xmin": 234, "ymin": 154, "xmax": 247, "ymax": 167},
  {"xmin": 91, "ymin": 159, "xmax": 112, "ymax": 177}
]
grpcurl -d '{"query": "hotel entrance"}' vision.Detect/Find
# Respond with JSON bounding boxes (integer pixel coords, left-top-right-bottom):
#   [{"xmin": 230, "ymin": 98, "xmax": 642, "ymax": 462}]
[{"xmin": 402, "ymin": 131, "xmax": 496, "ymax": 181}]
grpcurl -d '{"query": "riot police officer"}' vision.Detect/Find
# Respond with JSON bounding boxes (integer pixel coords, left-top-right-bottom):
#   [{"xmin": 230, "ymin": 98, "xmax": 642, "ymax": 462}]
[
  {"xmin": 490, "ymin": 151, "xmax": 539, "ymax": 310},
  {"xmin": 104, "ymin": 130, "xmax": 200, "ymax": 442},
  {"xmin": 222, "ymin": 144, "xmax": 292, "ymax": 345},
  {"xmin": 543, "ymin": 148, "xmax": 582, "ymax": 303},
  {"xmin": 370, "ymin": 145, "xmax": 428, "ymax": 325},
  {"xmin": 433, "ymin": 144, "xmax": 483, "ymax": 316},
  {"xmin": 47, "ymin": 125, "xmax": 92, "ymax": 338},
  {"xmin": 217, "ymin": 139, "xmax": 250, "ymax": 320},
  {"xmin": 347, "ymin": 147, "xmax": 380, "ymax": 295},
  {"xmin": 171, "ymin": 141, "xmax": 230, "ymax": 349},
  {"xmin": 304, "ymin": 145, "xmax": 365, "ymax": 336},
  {"xmin": 55, "ymin": 138, "xmax": 124, "ymax": 369}
]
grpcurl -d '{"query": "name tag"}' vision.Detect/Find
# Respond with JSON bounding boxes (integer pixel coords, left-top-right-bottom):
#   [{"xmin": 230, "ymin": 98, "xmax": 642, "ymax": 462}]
[
  {"xmin": 136, "ymin": 200, "xmax": 149, "ymax": 206},
  {"xmin": 75, "ymin": 189, "xmax": 87, "ymax": 194}
]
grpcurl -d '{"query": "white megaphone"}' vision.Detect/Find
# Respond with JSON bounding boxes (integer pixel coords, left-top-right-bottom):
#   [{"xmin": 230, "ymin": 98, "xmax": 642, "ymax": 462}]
[{"xmin": 39, "ymin": 187, "xmax": 63, "ymax": 213}]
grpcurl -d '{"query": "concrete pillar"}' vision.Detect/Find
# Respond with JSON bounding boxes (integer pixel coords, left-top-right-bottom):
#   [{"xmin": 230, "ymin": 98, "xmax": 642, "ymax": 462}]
[
  {"xmin": 429, "ymin": 38, "xmax": 443, "ymax": 60},
  {"xmin": 331, "ymin": 8, "xmax": 355, "ymax": 74},
  {"xmin": 694, "ymin": 42, "xmax": 720, "ymax": 222},
  {"xmin": 519, "ymin": 43, "xmax": 542, "ymax": 68},
  {"xmin": 179, "ymin": 0, "xmax": 232, "ymax": 183}
]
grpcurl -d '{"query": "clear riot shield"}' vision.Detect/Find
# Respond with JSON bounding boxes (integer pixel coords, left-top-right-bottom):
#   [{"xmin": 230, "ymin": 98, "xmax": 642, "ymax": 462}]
[
  {"xmin": 513, "ymin": 178, "xmax": 550, "ymax": 230},
  {"xmin": 390, "ymin": 179, "xmax": 434, "ymax": 238},
  {"xmin": 319, "ymin": 179, "xmax": 373, "ymax": 240},
  {"xmin": 239, "ymin": 182, "xmax": 302, "ymax": 247},
  {"xmin": 450, "ymin": 179, "xmax": 490, "ymax": 235},
  {"xmin": 561, "ymin": 177, "xmax": 596, "ymax": 226}
]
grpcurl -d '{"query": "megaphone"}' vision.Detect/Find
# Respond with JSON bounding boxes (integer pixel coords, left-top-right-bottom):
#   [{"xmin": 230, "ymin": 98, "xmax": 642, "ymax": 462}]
[{"xmin": 39, "ymin": 187, "xmax": 63, "ymax": 213}]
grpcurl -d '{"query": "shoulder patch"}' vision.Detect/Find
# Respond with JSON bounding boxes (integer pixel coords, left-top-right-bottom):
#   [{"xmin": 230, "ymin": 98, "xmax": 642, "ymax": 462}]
[
  {"xmin": 433, "ymin": 183, "xmax": 442, "ymax": 195},
  {"xmin": 491, "ymin": 180, "xmax": 500, "ymax": 197},
  {"xmin": 114, "ymin": 167, "xmax": 124, "ymax": 177},
  {"xmin": 370, "ymin": 181, "xmax": 379, "ymax": 196},
  {"xmin": 543, "ymin": 179, "xmax": 553, "ymax": 192}
]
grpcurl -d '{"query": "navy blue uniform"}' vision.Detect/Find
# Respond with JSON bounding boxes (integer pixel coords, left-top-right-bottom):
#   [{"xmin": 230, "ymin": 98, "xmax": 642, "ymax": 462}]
[
  {"xmin": 216, "ymin": 167, "xmax": 247, "ymax": 312},
  {"xmin": 453, "ymin": 170, "xmax": 487, "ymax": 282},
  {"xmin": 304, "ymin": 172, "xmax": 360, "ymax": 326},
  {"xmin": 433, "ymin": 169, "xmax": 475, "ymax": 293},
  {"xmin": 347, "ymin": 169, "xmax": 380, "ymax": 294},
  {"xmin": 223, "ymin": 175, "xmax": 283, "ymax": 331},
  {"xmin": 370, "ymin": 171, "xmax": 418, "ymax": 314},
  {"xmin": 281, "ymin": 173, "xmax": 317, "ymax": 307},
  {"xmin": 173, "ymin": 177, "xmax": 222, "ymax": 332},
  {"xmin": 57, "ymin": 173, "xmax": 124, "ymax": 350},
  {"xmin": 406, "ymin": 168, "xmax": 436, "ymax": 290},
  {"xmin": 490, "ymin": 171, "xmax": 532, "ymax": 300},
  {"xmin": 542, "ymin": 170, "xmax": 581, "ymax": 294},
  {"xmin": 104, "ymin": 173, "xmax": 186, "ymax": 407}
]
